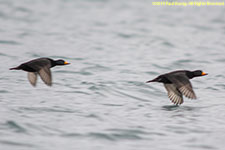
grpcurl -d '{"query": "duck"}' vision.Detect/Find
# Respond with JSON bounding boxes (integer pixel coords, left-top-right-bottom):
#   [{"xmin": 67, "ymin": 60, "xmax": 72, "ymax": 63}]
[
  {"xmin": 10, "ymin": 57, "xmax": 70, "ymax": 86},
  {"xmin": 146, "ymin": 70, "xmax": 208, "ymax": 105}
]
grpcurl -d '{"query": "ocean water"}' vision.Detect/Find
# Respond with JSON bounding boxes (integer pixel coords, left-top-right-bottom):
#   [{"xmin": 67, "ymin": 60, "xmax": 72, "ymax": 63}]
[{"xmin": 1, "ymin": 0, "xmax": 225, "ymax": 150}]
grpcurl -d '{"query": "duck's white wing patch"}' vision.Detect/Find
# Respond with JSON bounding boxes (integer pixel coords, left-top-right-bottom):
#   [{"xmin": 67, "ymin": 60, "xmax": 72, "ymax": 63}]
[
  {"xmin": 27, "ymin": 72, "xmax": 38, "ymax": 87},
  {"xmin": 164, "ymin": 84, "xmax": 183, "ymax": 105},
  {"xmin": 38, "ymin": 67, "xmax": 52, "ymax": 86}
]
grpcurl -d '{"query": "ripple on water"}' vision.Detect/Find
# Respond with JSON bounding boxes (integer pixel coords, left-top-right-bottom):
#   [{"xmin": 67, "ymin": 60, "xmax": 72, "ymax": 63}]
[
  {"xmin": 61, "ymin": 128, "xmax": 150, "ymax": 141},
  {"xmin": 171, "ymin": 59, "xmax": 192, "ymax": 67},
  {"xmin": 3, "ymin": 120, "xmax": 27, "ymax": 133},
  {"xmin": 81, "ymin": 64, "xmax": 112, "ymax": 73},
  {"xmin": 185, "ymin": 144, "xmax": 216, "ymax": 150},
  {"xmin": 19, "ymin": 106, "xmax": 76, "ymax": 114},
  {"xmin": 161, "ymin": 41, "xmax": 174, "ymax": 48},
  {"xmin": 86, "ymin": 129, "xmax": 146, "ymax": 141},
  {"xmin": 0, "ymin": 90, "xmax": 9, "ymax": 93},
  {"xmin": 111, "ymin": 88, "xmax": 150, "ymax": 102},
  {"xmin": 0, "ymin": 140, "xmax": 34, "ymax": 148},
  {"xmin": 116, "ymin": 33, "xmax": 140, "ymax": 39},
  {"xmin": 85, "ymin": 113, "xmax": 103, "ymax": 121},
  {"xmin": 0, "ymin": 40, "xmax": 20, "ymax": 45}
]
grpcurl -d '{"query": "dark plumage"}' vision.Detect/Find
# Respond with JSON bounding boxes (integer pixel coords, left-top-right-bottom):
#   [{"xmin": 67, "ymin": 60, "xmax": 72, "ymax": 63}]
[
  {"xmin": 146, "ymin": 70, "xmax": 208, "ymax": 105},
  {"xmin": 10, "ymin": 57, "xmax": 70, "ymax": 86}
]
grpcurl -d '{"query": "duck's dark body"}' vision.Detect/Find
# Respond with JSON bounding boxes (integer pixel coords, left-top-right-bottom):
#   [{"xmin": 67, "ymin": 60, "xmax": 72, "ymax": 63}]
[
  {"xmin": 17, "ymin": 64, "xmax": 36, "ymax": 72},
  {"xmin": 10, "ymin": 57, "xmax": 70, "ymax": 86},
  {"xmin": 150, "ymin": 70, "xmax": 199, "ymax": 83},
  {"xmin": 146, "ymin": 70, "xmax": 207, "ymax": 105},
  {"xmin": 10, "ymin": 58, "xmax": 58, "ymax": 72}
]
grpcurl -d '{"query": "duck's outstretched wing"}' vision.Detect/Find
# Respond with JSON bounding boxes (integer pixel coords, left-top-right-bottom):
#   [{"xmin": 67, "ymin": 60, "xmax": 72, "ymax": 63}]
[
  {"xmin": 166, "ymin": 74, "xmax": 196, "ymax": 99},
  {"xmin": 27, "ymin": 72, "xmax": 38, "ymax": 86},
  {"xmin": 164, "ymin": 84, "xmax": 183, "ymax": 105},
  {"xmin": 38, "ymin": 67, "xmax": 52, "ymax": 86}
]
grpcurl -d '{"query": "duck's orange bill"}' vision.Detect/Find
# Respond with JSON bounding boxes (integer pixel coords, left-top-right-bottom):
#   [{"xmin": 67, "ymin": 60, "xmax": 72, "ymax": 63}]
[
  {"xmin": 64, "ymin": 61, "xmax": 70, "ymax": 65},
  {"xmin": 202, "ymin": 72, "xmax": 208, "ymax": 76}
]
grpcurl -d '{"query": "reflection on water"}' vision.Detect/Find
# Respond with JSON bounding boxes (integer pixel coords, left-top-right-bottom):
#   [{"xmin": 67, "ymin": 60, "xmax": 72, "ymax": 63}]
[{"xmin": 162, "ymin": 105, "xmax": 198, "ymax": 112}]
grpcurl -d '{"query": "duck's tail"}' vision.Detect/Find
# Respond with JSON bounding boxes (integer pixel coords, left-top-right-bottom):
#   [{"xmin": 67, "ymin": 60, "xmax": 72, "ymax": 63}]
[
  {"xmin": 9, "ymin": 67, "xmax": 20, "ymax": 70},
  {"xmin": 146, "ymin": 77, "xmax": 159, "ymax": 83}
]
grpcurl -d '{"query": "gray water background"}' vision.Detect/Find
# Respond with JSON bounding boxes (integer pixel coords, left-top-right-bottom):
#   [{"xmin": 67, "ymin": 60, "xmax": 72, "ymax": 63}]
[{"xmin": 1, "ymin": 0, "xmax": 225, "ymax": 150}]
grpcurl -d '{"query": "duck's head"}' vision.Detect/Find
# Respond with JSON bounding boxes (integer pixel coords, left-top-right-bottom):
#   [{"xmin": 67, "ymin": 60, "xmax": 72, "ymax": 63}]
[
  {"xmin": 55, "ymin": 59, "xmax": 70, "ymax": 65},
  {"xmin": 191, "ymin": 70, "xmax": 208, "ymax": 77}
]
